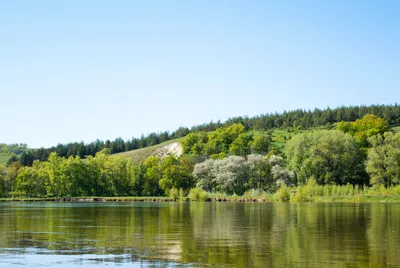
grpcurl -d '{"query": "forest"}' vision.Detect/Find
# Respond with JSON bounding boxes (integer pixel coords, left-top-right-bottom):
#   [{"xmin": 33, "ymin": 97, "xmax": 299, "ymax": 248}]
[
  {"xmin": 0, "ymin": 104, "xmax": 399, "ymax": 200},
  {"xmin": 11, "ymin": 104, "xmax": 400, "ymax": 166}
]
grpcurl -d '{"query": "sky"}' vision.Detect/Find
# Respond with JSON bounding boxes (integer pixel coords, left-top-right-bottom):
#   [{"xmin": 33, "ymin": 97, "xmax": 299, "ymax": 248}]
[{"xmin": 1, "ymin": 0, "xmax": 399, "ymax": 148}]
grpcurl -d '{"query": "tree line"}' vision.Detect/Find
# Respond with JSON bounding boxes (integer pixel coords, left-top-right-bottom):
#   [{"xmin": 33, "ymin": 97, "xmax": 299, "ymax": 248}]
[
  {"xmin": 1, "ymin": 114, "xmax": 399, "ymax": 198},
  {"xmin": 12, "ymin": 104, "xmax": 400, "ymax": 166},
  {"xmin": 0, "ymin": 150, "xmax": 196, "ymax": 198}
]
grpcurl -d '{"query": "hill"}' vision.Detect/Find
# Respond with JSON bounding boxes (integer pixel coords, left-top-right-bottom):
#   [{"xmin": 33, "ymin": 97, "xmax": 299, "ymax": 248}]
[
  {"xmin": 8, "ymin": 104, "xmax": 400, "ymax": 166},
  {"xmin": 112, "ymin": 125, "xmax": 400, "ymax": 162},
  {"xmin": 114, "ymin": 138, "xmax": 183, "ymax": 163}
]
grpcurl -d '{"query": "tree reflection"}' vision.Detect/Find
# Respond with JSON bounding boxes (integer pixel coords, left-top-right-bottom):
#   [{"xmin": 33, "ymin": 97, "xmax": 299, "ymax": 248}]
[{"xmin": 0, "ymin": 203, "xmax": 399, "ymax": 267}]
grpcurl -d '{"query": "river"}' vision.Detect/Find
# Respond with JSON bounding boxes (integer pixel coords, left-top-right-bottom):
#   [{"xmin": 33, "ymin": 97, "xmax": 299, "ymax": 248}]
[{"xmin": 0, "ymin": 202, "xmax": 399, "ymax": 267}]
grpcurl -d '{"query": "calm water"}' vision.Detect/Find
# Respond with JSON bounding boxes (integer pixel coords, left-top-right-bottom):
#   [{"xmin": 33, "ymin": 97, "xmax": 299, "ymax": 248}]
[{"xmin": 0, "ymin": 202, "xmax": 399, "ymax": 267}]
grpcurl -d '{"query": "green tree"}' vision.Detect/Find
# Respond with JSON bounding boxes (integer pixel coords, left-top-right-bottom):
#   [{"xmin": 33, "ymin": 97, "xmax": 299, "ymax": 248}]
[
  {"xmin": 130, "ymin": 163, "xmax": 146, "ymax": 196},
  {"xmin": 45, "ymin": 152, "xmax": 69, "ymax": 197},
  {"xmin": 250, "ymin": 135, "xmax": 272, "ymax": 154},
  {"xmin": 336, "ymin": 114, "xmax": 389, "ymax": 146},
  {"xmin": 366, "ymin": 132, "xmax": 400, "ymax": 187},
  {"xmin": 247, "ymin": 154, "xmax": 271, "ymax": 190},
  {"xmin": 229, "ymin": 133, "xmax": 252, "ymax": 156},
  {"xmin": 0, "ymin": 164, "xmax": 7, "ymax": 197},
  {"xmin": 6, "ymin": 155, "xmax": 19, "ymax": 166},
  {"xmin": 143, "ymin": 156, "xmax": 163, "ymax": 196},
  {"xmin": 159, "ymin": 156, "xmax": 180, "ymax": 193},
  {"xmin": 5, "ymin": 162, "xmax": 21, "ymax": 197},
  {"xmin": 15, "ymin": 165, "xmax": 46, "ymax": 197},
  {"xmin": 181, "ymin": 132, "xmax": 208, "ymax": 155},
  {"xmin": 285, "ymin": 130, "xmax": 365, "ymax": 185},
  {"xmin": 204, "ymin": 123, "xmax": 245, "ymax": 155}
]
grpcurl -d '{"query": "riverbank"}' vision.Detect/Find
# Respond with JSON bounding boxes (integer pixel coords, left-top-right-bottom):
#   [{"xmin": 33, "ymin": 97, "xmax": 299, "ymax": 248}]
[
  {"xmin": 0, "ymin": 197, "xmax": 173, "ymax": 202},
  {"xmin": 1, "ymin": 195, "xmax": 399, "ymax": 203}
]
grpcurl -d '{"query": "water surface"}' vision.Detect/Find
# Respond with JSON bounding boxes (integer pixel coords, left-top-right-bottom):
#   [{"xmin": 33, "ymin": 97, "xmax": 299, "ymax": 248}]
[{"xmin": 0, "ymin": 202, "xmax": 399, "ymax": 267}]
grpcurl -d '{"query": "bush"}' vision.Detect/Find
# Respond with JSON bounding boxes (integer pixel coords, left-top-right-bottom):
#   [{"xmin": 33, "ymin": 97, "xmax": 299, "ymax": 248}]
[
  {"xmin": 393, "ymin": 185, "xmax": 400, "ymax": 195},
  {"xmin": 179, "ymin": 188, "xmax": 186, "ymax": 201},
  {"xmin": 169, "ymin": 187, "xmax": 179, "ymax": 201},
  {"xmin": 291, "ymin": 187, "xmax": 313, "ymax": 202},
  {"xmin": 243, "ymin": 189, "xmax": 265, "ymax": 198},
  {"xmin": 291, "ymin": 178, "xmax": 318, "ymax": 202},
  {"xmin": 273, "ymin": 184, "xmax": 290, "ymax": 202},
  {"xmin": 215, "ymin": 191, "xmax": 227, "ymax": 199},
  {"xmin": 189, "ymin": 188, "xmax": 210, "ymax": 202}
]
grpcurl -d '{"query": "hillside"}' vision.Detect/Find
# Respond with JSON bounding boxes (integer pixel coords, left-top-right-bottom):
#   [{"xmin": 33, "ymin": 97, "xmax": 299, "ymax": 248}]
[
  {"xmin": 112, "ymin": 125, "xmax": 400, "ymax": 162},
  {"xmin": 114, "ymin": 138, "xmax": 183, "ymax": 163},
  {"xmin": 113, "ymin": 128, "xmax": 316, "ymax": 161},
  {"xmin": 11, "ymin": 104, "xmax": 400, "ymax": 165}
]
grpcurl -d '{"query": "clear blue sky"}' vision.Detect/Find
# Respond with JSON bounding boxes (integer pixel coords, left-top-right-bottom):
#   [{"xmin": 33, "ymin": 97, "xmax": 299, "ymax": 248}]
[{"xmin": 1, "ymin": 0, "xmax": 399, "ymax": 148}]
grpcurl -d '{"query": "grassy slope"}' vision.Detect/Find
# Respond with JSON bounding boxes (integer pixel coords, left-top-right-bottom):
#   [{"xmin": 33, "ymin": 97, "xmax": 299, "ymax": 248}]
[
  {"xmin": 393, "ymin": 126, "xmax": 400, "ymax": 133},
  {"xmin": 270, "ymin": 129, "xmax": 302, "ymax": 152},
  {"xmin": 0, "ymin": 155, "xmax": 10, "ymax": 165},
  {"xmin": 113, "ymin": 138, "xmax": 183, "ymax": 163}
]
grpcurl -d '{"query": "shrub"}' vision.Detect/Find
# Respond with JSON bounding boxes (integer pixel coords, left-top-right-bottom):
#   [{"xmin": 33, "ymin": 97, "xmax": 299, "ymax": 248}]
[
  {"xmin": 273, "ymin": 184, "xmax": 290, "ymax": 202},
  {"xmin": 393, "ymin": 185, "xmax": 400, "ymax": 195},
  {"xmin": 179, "ymin": 188, "xmax": 186, "ymax": 201},
  {"xmin": 215, "ymin": 191, "xmax": 227, "ymax": 199},
  {"xmin": 189, "ymin": 188, "xmax": 210, "ymax": 202},
  {"xmin": 323, "ymin": 185, "xmax": 331, "ymax": 196},
  {"xmin": 291, "ymin": 187, "xmax": 313, "ymax": 202},
  {"xmin": 243, "ymin": 189, "xmax": 265, "ymax": 198},
  {"xmin": 169, "ymin": 188, "xmax": 179, "ymax": 201}
]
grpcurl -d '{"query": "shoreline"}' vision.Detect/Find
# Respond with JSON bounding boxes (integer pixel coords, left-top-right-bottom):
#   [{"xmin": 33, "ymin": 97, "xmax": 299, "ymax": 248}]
[{"xmin": 1, "ymin": 196, "xmax": 399, "ymax": 203}]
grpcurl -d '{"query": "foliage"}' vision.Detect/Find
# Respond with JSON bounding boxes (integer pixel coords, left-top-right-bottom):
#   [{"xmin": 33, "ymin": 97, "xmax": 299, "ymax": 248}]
[
  {"xmin": 0, "ymin": 152, "xmax": 196, "ymax": 198},
  {"xmin": 159, "ymin": 156, "xmax": 195, "ymax": 194},
  {"xmin": 285, "ymin": 130, "xmax": 366, "ymax": 185},
  {"xmin": 193, "ymin": 159, "xmax": 217, "ymax": 192},
  {"xmin": 242, "ymin": 189, "xmax": 272, "ymax": 201},
  {"xmin": 179, "ymin": 188, "xmax": 186, "ymax": 201},
  {"xmin": 250, "ymin": 134, "xmax": 271, "ymax": 154},
  {"xmin": 193, "ymin": 154, "xmax": 293, "ymax": 195},
  {"xmin": 273, "ymin": 184, "xmax": 291, "ymax": 202},
  {"xmin": 0, "ymin": 143, "xmax": 28, "ymax": 155},
  {"xmin": 229, "ymin": 133, "xmax": 253, "ymax": 156},
  {"xmin": 3, "ymin": 105, "xmax": 400, "ymax": 199},
  {"xmin": 213, "ymin": 156, "xmax": 249, "ymax": 195},
  {"xmin": 169, "ymin": 187, "xmax": 179, "ymax": 201},
  {"xmin": 291, "ymin": 178, "xmax": 320, "ymax": 202},
  {"xmin": 181, "ymin": 132, "xmax": 208, "ymax": 155},
  {"xmin": 366, "ymin": 132, "xmax": 400, "ymax": 186},
  {"xmin": 336, "ymin": 114, "xmax": 389, "ymax": 146},
  {"xmin": 247, "ymin": 154, "xmax": 271, "ymax": 191},
  {"xmin": 289, "ymin": 181, "xmax": 400, "ymax": 202},
  {"xmin": 188, "ymin": 187, "xmax": 210, "ymax": 201},
  {"xmin": 11, "ymin": 104, "xmax": 400, "ymax": 166},
  {"xmin": 204, "ymin": 123, "xmax": 245, "ymax": 155}
]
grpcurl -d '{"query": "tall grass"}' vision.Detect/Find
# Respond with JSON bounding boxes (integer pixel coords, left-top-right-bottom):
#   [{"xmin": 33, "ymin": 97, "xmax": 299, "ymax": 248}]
[
  {"xmin": 184, "ymin": 182, "xmax": 400, "ymax": 202},
  {"xmin": 273, "ymin": 184, "xmax": 291, "ymax": 202},
  {"xmin": 243, "ymin": 189, "xmax": 273, "ymax": 202},
  {"xmin": 169, "ymin": 188, "xmax": 179, "ymax": 201},
  {"xmin": 189, "ymin": 188, "xmax": 210, "ymax": 202},
  {"xmin": 291, "ymin": 179, "xmax": 400, "ymax": 202}
]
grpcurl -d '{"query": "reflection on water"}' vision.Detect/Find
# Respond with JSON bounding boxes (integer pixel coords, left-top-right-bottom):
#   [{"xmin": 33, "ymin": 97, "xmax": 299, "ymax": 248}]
[
  {"xmin": 0, "ymin": 202, "xmax": 399, "ymax": 267},
  {"xmin": 1, "ymin": 248, "xmax": 139, "ymax": 268}
]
